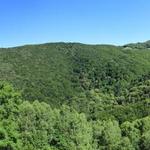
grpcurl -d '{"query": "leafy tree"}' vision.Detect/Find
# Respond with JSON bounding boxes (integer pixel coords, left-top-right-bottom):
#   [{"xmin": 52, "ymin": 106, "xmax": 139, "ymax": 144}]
[
  {"xmin": 92, "ymin": 120, "xmax": 121, "ymax": 149},
  {"xmin": 18, "ymin": 100, "xmax": 56, "ymax": 150},
  {"xmin": 51, "ymin": 105, "xmax": 93, "ymax": 150},
  {"xmin": 121, "ymin": 121, "xmax": 141, "ymax": 149},
  {"xmin": 0, "ymin": 82, "xmax": 22, "ymax": 149},
  {"xmin": 141, "ymin": 130, "xmax": 150, "ymax": 150}
]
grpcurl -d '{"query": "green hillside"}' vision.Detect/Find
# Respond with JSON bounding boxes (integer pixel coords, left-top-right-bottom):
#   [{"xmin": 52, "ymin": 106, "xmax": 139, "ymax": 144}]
[
  {"xmin": 0, "ymin": 42, "xmax": 150, "ymax": 149},
  {"xmin": 0, "ymin": 43, "xmax": 150, "ymax": 104}
]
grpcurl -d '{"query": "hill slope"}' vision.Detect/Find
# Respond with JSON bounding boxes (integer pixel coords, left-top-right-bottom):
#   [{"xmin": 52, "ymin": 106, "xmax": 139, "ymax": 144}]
[
  {"xmin": 0, "ymin": 42, "xmax": 150, "ymax": 149},
  {"xmin": 0, "ymin": 42, "xmax": 150, "ymax": 105}
]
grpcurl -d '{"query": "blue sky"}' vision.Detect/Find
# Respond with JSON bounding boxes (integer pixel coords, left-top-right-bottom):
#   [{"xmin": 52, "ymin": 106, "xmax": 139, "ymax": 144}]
[{"xmin": 0, "ymin": 0, "xmax": 150, "ymax": 47}]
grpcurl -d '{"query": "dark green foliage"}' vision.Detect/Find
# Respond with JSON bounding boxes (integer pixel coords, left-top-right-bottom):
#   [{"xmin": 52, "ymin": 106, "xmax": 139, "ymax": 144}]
[
  {"xmin": 0, "ymin": 43, "xmax": 150, "ymax": 105},
  {"xmin": 0, "ymin": 42, "xmax": 150, "ymax": 149}
]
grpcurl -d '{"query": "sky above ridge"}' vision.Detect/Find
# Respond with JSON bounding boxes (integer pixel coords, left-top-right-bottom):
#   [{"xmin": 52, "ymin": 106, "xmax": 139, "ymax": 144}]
[{"xmin": 0, "ymin": 0, "xmax": 150, "ymax": 47}]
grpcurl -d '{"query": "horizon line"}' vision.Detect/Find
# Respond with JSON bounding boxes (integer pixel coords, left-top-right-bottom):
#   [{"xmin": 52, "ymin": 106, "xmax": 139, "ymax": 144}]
[{"xmin": 0, "ymin": 40, "xmax": 149, "ymax": 48}]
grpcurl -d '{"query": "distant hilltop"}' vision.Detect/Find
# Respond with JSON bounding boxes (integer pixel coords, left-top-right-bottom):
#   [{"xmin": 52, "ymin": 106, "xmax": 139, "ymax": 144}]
[{"xmin": 123, "ymin": 40, "xmax": 150, "ymax": 49}]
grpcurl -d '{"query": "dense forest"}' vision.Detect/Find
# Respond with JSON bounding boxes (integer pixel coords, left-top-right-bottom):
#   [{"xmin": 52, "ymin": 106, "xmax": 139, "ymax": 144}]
[{"xmin": 0, "ymin": 41, "xmax": 150, "ymax": 149}]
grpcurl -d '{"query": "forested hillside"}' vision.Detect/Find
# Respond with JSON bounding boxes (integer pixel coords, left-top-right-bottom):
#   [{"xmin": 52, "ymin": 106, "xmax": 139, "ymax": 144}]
[{"xmin": 0, "ymin": 42, "xmax": 150, "ymax": 149}]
